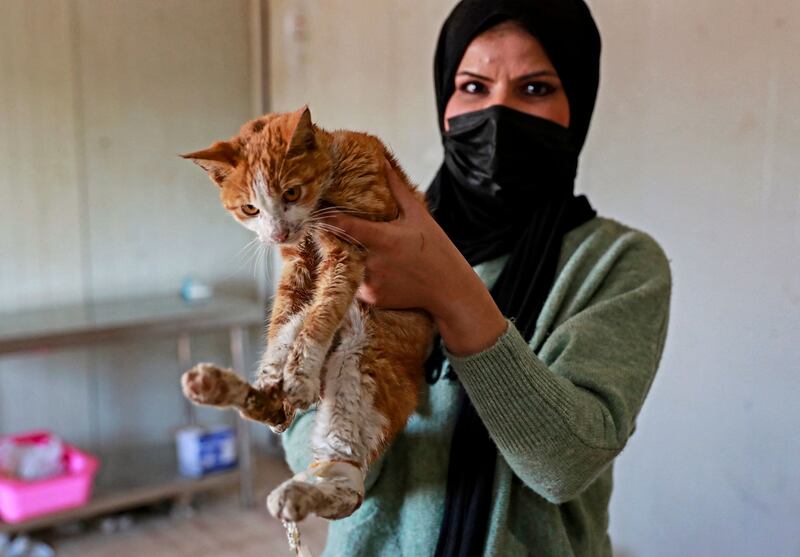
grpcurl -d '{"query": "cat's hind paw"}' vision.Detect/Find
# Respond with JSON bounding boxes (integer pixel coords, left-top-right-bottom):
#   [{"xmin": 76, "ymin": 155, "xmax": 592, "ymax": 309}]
[
  {"xmin": 181, "ymin": 363, "xmax": 248, "ymax": 408},
  {"xmin": 267, "ymin": 479, "xmax": 322, "ymax": 522},
  {"xmin": 267, "ymin": 461, "xmax": 364, "ymax": 522}
]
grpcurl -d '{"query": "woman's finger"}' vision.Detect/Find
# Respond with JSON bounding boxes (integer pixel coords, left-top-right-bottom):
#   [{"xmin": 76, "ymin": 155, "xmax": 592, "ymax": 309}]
[{"xmin": 355, "ymin": 283, "xmax": 376, "ymax": 305}]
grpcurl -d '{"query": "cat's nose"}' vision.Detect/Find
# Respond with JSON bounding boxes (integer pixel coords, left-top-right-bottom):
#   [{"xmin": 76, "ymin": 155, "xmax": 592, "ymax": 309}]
[{"xmin": 270, "ymin": 229, "xmax": 289, "ymax": 243}]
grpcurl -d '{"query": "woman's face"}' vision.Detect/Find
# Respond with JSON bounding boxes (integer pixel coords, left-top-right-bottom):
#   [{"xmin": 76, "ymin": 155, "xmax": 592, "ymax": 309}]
[{"xmin": 443, "ymin": 21, "xmax": 570, "ymax": 131}]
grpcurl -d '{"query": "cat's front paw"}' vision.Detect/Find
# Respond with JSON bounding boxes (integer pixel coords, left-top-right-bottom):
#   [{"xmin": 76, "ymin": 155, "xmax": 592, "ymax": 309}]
[
  {"xmin": 181, "ymin": 363, "xmax": 248, "ymax": 407},
  {"xmin": 282, "ymin": 373, "xmax": 320, "ymax": 410},
  {"xmin": 254, "ymin": 359, "xmax": 284, "ymax": 394},
  {"xmin": 256, "ymin": 314, "xmax": 305, "ymax": 389},
  {"xmin": 282, "ymin": 339, "xmax": 326, "ymax": 409}
]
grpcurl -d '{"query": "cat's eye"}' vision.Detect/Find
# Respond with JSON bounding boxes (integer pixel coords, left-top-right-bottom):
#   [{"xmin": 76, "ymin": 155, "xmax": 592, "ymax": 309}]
[
  {"xmin": 241, "ymin": 204, "xmax": 260, "ymax": 216},
  {"xmin": 282, "ymin": 187, "xmax": 301, "ymax": 203}
]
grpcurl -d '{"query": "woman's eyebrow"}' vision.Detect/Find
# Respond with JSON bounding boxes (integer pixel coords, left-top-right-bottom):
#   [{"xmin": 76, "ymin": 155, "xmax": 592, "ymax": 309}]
[
  {"xmin": 515, "ymin": 70, "xmax": 559, "ymax": 80},
  {"xmin": 456, "ymin": 70, "xmax": 494, "ymax": 82},
  {"xmin": 456, "ymin": 69, "xmax": 559, "ymax": 82}
]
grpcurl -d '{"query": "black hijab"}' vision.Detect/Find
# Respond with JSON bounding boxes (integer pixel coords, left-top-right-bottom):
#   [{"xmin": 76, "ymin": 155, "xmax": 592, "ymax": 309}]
[{"xmin": 424, "ymin": 1, "xmax": 602, "ymax": 555}]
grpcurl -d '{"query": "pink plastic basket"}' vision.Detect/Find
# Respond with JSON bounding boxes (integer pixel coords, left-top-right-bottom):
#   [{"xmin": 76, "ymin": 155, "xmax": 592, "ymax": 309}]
[{"xmin": 0, "ymin": 430, "xmax": 99, "ymax": 524}]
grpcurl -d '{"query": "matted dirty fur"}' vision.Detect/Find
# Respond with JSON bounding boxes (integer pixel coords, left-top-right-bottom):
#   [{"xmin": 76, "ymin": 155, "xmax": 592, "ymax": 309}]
[{"xmin": 180, "ymin": 107, "xmax": 434, "ymax": 522}]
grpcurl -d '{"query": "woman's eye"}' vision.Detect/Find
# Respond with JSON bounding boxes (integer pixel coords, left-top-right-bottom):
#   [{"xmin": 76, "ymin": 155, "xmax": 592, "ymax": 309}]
[
  {"xmin": 523, "ymin": 82, "xmax": 554, "ymax": 97},
  {"xmin": 241, "ymin": 204, "xmax": 260, "ymax": 216},
  {"xmin": 460, "ymin": 81, "xmax": 487, "ymax": 95},
  {"xmin": 282, "ymin": 187, "xmax": 301, "ymax": 203}
]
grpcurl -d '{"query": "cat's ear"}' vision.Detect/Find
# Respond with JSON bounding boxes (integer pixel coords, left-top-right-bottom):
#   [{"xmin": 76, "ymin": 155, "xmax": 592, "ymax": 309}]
[
  {"xmin": 286, "ymin": 105, "xmax": 316, "ymax": 157},
  {"xmin": 181, "ymin": 141, "xmax": 239, "ymax": 187}
]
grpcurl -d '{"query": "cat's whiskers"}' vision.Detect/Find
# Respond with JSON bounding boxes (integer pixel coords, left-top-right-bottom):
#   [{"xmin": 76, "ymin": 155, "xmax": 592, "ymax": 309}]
[
  {"xmin": 253, "ymin": 245, "xmax": 262, "ymax": 281},
  {"xmin": 309, "ymin": 206, "xmax": 380, "ymax": 219},
  {"xmin": 305, "ymin": 213, "xmax": 380, "ymax": 232},
  {"xmin": 253, "ymin": 242, "xmax": 270, "ymax": 282},
  {"xmin": 309, "ymin": 222, "xmax": 365, "ymax": 249},
  {"xmin": 247, "ymin": 243, "xmax": 259, "ymax": 280},
  {"xmin": 228, "ymin": 237, "xmax": 260, "ymax": 266},
  {"xmin": 311, "ymin": 209, "xmax": 366, "ymax": 218},
  {"xmin": 319, "ymin": 223, "xmax": 363, "ymax": 247},
  {"xmin": 263, "ymin": 243, "xmax": 275, "ymax": 284},
  {"xmin": 235, "ymin": 236, "xmax": 260, "ymax": 281},
  {"xmin": 220, "ymin": 236, "xmax": 265, "ymax": 281},
  {"xmin": 238, "ymin": 235, "xmax": 261, "ymax": 255}
]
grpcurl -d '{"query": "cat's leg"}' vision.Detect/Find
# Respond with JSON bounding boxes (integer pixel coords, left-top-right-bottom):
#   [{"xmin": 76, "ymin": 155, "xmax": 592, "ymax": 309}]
[
  {"xmin": 267, "ymin": 461, "xmax": 366, "ymax": 522},
  {"xmin": 253, "ymin": 309, "xmax": 306, "ymax": 431},
  {"xmin": 184, "ymin": 238, "xmax": 317, "ymax": 432},
  {"xmin": 281, "ymin": 237, "xmax": 364, "ymax": 411},
  {"xmin": 182, "ymin": 235, "xmax": 316, "ymax": 432},
  {"xmin": 181, "ymin": 363, "xmax": 288, "ymax": 427},
  {"xmin": 268, "ymin": 304, "xmax": 384, "ymax": 521},
  {"xmin": 268, "ymin": 309, "xmax": 432, "ymax": 520},
  {"xmin": 253, "ymin": 237, "xmax": 318, "ymax": 420}
]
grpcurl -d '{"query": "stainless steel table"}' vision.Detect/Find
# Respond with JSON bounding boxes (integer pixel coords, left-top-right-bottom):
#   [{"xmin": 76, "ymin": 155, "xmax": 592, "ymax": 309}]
[{"xmin": 0, "ymin": 294, "xmax": 266, "ymax": 533}]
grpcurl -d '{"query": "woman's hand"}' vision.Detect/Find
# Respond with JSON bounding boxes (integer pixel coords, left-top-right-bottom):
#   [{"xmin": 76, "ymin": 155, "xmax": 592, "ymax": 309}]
[{"xmin": 326, "ymin": 160, "xmax": 507, "ymax": 356}]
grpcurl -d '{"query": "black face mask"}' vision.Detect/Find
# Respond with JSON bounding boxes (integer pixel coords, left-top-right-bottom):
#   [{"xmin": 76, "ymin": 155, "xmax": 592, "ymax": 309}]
[
  {"xmin": 427, "ymin": 3, "xmax": 601, "ymax": 556},
  {"xmin": 430, "ymin": 105, "xmax": 583, "ymax": 264},
  {"xmin": 443, "ymin": 105, "xmax": 579, "ymax": 205}
]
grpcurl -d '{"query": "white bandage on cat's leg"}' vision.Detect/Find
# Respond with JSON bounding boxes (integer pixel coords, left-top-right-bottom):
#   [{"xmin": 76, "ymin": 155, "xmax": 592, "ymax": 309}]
[{"xmin": 267, "ymin": 460, "xmax": 365, "ymax": 522}]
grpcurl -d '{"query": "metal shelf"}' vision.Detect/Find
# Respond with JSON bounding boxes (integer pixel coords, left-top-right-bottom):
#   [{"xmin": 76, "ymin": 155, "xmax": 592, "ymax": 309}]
[
  {"xmin": 0, "ymin": 444, "xmax": 239, "ymax": 535},
  {"xmin": 0, "ymin": 294, "xmax": 265, "ymax": 355},
  {"xmin": 0, "ymin": 294, "xmax": 267, "ymax": 532}
]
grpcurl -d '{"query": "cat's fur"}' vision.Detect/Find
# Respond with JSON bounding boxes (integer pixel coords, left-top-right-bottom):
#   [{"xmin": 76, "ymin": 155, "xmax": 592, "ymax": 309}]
[{"xmin": 180, "ymin": 107, "xmax": 434, "ymax": 522}]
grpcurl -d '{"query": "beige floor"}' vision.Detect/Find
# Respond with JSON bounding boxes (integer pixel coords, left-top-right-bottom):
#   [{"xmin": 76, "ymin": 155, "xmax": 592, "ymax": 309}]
[{"xmin": 53, "ymin": 458, "xmax": 329, "ymax": 557}]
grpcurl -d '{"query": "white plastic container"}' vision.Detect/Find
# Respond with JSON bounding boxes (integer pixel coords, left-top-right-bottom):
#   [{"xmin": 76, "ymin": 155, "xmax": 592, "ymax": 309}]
[{"xmin": 175, "ymin": 426, "xmax": 237, "ymax": 478}]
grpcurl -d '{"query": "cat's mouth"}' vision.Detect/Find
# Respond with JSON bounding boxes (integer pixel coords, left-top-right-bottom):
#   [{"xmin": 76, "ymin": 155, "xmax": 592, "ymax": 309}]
[{"xmin": 269, "ymin": 228, "xmax": 303, "ymax": 246}]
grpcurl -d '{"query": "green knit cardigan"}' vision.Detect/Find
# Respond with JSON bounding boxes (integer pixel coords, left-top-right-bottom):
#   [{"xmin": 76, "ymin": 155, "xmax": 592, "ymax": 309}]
[{"xmin": 283, "ymin": 217, "xmax": 672, "ymax": 556}]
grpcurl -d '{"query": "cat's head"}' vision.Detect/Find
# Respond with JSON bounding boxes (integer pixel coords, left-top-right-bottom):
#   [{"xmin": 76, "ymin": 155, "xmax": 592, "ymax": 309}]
[{"xmin": 182, "ymin": 106, "xmax": 331, "ymax": 245}]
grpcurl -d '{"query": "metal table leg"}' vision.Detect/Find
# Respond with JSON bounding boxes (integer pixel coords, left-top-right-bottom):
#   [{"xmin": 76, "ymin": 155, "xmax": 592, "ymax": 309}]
[
  {"xmin": 230, "ymin": 325, "xmax": 255, "ymax": 507},
  {"xmin": 177, "ymin": 332, "xmax": 196, "ymax": 426}
]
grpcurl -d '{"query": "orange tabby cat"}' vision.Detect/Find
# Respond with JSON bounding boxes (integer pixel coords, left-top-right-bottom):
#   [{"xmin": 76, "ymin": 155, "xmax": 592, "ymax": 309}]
[{"xmin": 179, "ymin": 106, "xmax": 434, "ymax": 522}]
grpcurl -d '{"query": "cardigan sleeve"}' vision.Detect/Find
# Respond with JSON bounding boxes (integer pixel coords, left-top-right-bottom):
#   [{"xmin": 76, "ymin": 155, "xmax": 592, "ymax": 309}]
[{"xmin": 446, "ymin": 232, "xmax": 671, "ymax": 504}]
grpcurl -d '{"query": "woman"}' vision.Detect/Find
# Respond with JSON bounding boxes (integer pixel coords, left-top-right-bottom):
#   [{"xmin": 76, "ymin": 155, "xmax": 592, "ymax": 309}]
[{"xmin": 284, "ymin": 0, "xmax": 671, "ymax": 555}]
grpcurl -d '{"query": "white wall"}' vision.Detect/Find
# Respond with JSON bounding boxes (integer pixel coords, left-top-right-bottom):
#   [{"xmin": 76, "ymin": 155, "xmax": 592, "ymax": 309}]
[
  {"xmin": 586, "ymin": 1, "xmax": 800, "ymax": 556},
  {"xmin": 268, "ymin": 0, "xmax": 454, "ymax": 184},
  {"xmin": 0, "ymin": 0, "xmax": 263, "ymax": 449},
  {"xmin": 268, "ymin": 1, "xmax": 799, "ymax": 555}
]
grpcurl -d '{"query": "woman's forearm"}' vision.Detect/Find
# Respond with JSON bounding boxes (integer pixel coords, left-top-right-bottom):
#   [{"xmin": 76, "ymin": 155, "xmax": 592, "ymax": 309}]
[
  {"xmin": 430, "ymin": 257, "xmax": 508, "ymax": 357},
  {"xmin": 446, "ymin": 323, "xmax": 623, "ymax": 504}
]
